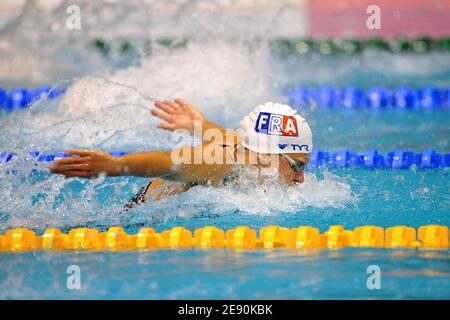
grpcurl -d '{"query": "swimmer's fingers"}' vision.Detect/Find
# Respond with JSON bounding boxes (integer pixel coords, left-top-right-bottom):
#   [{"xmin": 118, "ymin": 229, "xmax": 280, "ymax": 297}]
[
  {"xmin": 174, "ymin": 98, "xmax": 189, "ymax": 106},
  {"xmin": 163, "ymin": 100, "xmax": 179, "ymax": 111},
  {"xmin": 174, "ymin": 99, "xmax": 196, "ymax": 111},
  {"xmin": 154, "ymin": 101, "xmax": 176, "ymax": 114},
  {"xmin": 50, "ymin": 150, "xmax": 117, "ymax": 178},
  {"xmin": 174, "ymin": 98, "xmax": 205, "ymax": 119},
  {"xmin": 66, "ymin": 150, "xmax": 113, "ymax": 161},
  {"xmin": 50, "ymin": 167, "xmax": 93, "ymax": 177},
  {"xmin": 49, "ymin": 163, "xmax": 83, "ymax": 174},
  {"xmin": 51, "ymin": 157, "xmax": 92, "ymax": 165},
  {"xmin": 50, "ymin": 162, "xmax": 96, "ymax": 177},
  {"xmin": 54, "ymin": 163, "xmax": 92, "ymax": 172},
  {"xmin": 150, "ymin": 109, "xmax": 173, "ymax": 123},
  {"xmin": 49, "ymin": 157, "xmax": 90, "ymax": 173},
  {"xmin": 66, "ymin": 149, "xmax": 96, "ymax": 157}
]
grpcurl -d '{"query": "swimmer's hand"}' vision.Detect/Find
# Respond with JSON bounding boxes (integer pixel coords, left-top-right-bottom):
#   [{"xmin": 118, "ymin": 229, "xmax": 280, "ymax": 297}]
[
  {"xmin": 151, "ymin": 99, "xmax": 205, "ymax": 134},
  {"xmin": 49, "ymin": 150, "xmax": 121, "ymax": 178},
  {"xmin": 151, "ymin": 99, "xmax": 233, "ymax": 143}
]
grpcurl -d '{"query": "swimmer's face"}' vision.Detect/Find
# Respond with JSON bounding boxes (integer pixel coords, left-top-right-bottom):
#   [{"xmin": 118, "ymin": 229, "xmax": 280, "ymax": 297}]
[
  {"xmin": 256, "ymin": 152, "xmax": 309, "ymax": 185},
  {"xmin": 278, "ymin": 153, "xmax": 309, "ymax": 185}
]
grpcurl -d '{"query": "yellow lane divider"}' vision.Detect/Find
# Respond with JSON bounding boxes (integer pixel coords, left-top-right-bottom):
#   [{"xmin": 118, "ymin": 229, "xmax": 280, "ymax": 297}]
[{"xmin": 0, "ymin": 225, "xmax": 448, "ymax": 252}]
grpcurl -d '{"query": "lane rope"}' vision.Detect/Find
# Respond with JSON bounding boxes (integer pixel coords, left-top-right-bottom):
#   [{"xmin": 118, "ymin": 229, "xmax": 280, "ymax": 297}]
[
  {"xmin": 0, "ymin": 225, "xmax": 448, "ymax": 252},
  {"xmin": 0, "ymin": 86, "xmax": 66, "ymax": 111},
  {"xmin": 1, "ymin": 149, "xmax": 448, "ymax": 169},
  {"xmin": 285, "ymin": 86, "xmax": 450, "ymax": 109},
  {"xmin": 2, "ymin": 85, "xmax": 449, "ymax": 111}
]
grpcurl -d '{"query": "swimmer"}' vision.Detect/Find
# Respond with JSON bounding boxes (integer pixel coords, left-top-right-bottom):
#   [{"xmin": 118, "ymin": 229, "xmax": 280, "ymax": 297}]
[{"xmin": 50, "ymin": 99, "xmax": 313, "ymax": 208}]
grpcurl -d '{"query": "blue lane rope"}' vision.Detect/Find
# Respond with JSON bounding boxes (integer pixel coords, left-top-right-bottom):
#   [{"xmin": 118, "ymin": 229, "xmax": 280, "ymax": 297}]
[
  {"xmin": 0, "ymin": 87, "xmax": 67, "ymax": 111},
  {"xmin": 285, "ymin": 86, "xmax": 450, "ymax": 109},
  {"xmin": 310, "ymin": 149, "xmax": 449, "ymax": 169},
  {"xmin": 0, "ymin": 149, "xmax": 449, "ymax": 169},
  {"xmin": 2, "ymin": 85, "xmax": 450, "ymax": 111}
]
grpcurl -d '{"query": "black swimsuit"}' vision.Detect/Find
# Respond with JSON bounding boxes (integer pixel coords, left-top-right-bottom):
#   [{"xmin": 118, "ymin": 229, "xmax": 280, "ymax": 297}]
[{"xmin": 122, "ymin": 183, "xmax": 152, "ymax": 211}]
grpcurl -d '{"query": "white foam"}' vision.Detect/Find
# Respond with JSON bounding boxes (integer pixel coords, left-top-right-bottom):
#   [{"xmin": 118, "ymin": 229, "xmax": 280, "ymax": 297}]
[{"xmin": 128, "ymin": 171, "xmax": 357, "ymax": 223}]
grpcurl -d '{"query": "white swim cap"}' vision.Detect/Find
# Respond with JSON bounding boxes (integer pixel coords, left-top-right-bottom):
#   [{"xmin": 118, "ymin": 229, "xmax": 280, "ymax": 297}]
[{"xmin": 238, "ymin": 102, "xmax": 313, "ymax": 154}]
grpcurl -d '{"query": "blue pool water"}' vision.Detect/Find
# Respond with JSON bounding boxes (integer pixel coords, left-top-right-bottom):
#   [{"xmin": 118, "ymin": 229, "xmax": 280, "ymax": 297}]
[
  {"xmin": 0, "ymin": 1, "xmax": 449, "ymax": 300},
  {"xmin": 1, "ymin": 248, "xmax": 449, "ymax": 299}
]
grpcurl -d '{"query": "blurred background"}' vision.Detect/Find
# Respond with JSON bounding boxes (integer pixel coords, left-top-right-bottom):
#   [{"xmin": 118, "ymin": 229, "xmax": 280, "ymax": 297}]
[{"xmin": 1, "ymin": 0, "xmax": 450, "ymax": 85}]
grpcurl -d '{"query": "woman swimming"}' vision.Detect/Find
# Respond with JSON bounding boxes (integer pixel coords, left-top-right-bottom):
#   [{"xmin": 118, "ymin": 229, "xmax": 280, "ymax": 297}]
[{"xmin": 50, "ymin": 99, "xmax": 313, "ymax": 205}]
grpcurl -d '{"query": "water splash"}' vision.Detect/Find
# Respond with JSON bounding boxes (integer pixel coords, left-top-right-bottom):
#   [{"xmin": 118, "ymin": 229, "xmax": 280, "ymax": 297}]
[
  {"xmin": 124, "ymin": 171, "xmax": 357, "ymax": 226},
  {"xmin": 0, "ymin": 40, "xmax": 282, "ymax": 151}
]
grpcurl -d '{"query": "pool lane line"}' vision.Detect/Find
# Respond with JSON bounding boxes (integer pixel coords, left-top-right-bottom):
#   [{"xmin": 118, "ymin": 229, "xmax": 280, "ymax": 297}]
[
  {"xmin": 0, "ymin": 225, "xmax": 448, "ymax": 252},
  {"xmin": 1, "ymin": 149, "xmax": 449, "ymax": 169}
]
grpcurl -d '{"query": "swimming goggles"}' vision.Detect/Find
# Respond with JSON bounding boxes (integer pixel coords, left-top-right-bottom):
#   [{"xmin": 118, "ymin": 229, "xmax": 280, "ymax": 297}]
[{"xmin": 280, "ymin": 154, "xmax": 306, "ymax": 172}]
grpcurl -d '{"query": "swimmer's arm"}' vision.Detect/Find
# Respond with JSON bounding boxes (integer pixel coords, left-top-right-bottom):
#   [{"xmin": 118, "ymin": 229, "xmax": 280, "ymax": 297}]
[
  {"xmin": 118, "ymin": 144, "xmax": 233, "ymax": 184},
  {"xmin": 115, "ymin": 151, "xmax": 174, "ymax": 177},
  {"xmin": 49, "ymin": 150, "xmax": 173, "ymax": 178},
  {"xmin": 50, "ymin": 145, "xmax": 233, "ymax": 184},
  {"xmin": 202, "ymin": 120, "xmax": 238, "ymax": 145},
  {"xmin": 169, "ymin": 144, "xmax": 234, "ymax": 184}
]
